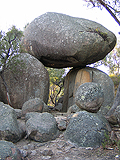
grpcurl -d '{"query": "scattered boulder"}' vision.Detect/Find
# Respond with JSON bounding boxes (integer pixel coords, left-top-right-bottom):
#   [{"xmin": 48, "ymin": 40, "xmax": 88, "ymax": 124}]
[
  {"xmin": 64, "ymin": 111, "xmax": 111, "ymax": 148},
  {"xmin": 0, "ymin": 140, "xmax": 22, "ymax": 160},
  {"xmin": 105, "ymin": 114, "xmax": 118, "ymax": 125},
  {"xmin": 0, "ymin": 53, "xmax": 49, "ymax": 109},
  {"xmin": 14, "ymin": 109, "xmax": 22, "ymax": 119},
  {"xmin": 62, "ymin": 67, "xmax": 114, "ymax": 114},
  {"xmin": 55, "ymin": 116, "xmax": 67, "ymax": 131},
  {"xmin": 67, "ymin": 104, "xmax": 81, "ymax": 114},
  {"xmin": 57, "ymin": 120, "xmax": 67, "ymax": 131},
  {"xmin": 42, "ymin": 149, "xmax": 54, "ymax": 157},
  {"xmin": 75, "ymin": 82, "xmax": 104, "ymax": 113},
  {"xmin": 22, "ymin": 98, "xmax": 44, "ymax": 116},
  {"xmin": 106, "ymin": 105, "xmax": 120, "ymax": 125},
  {"xmin": 0, "ymin": 103, "xmax": 23, "ymax": 142},
  {"xmin": 114, "ymin": 105, "xmax": 120, "ymax": 124},
  {"xmin": 43, "ymin": 103, "xmax": 50, "ymax": 112},
  {"xmin": 22, "ymin": 12, "xmax": 116, "ymax": 68},
  {"xmin": 54, "ymin": 103, "xmax": 63, "ymax": 111},
  {"xmin": 25, "ymin": 112, "xmax": 59, "ymax": 142}
]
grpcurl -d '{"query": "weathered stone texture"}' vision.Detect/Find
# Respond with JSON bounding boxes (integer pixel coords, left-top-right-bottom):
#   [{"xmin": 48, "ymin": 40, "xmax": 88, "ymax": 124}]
[
  {"xmin": 22, "ymin": 12, "xmax": 116, "ymax": 68},
  {"xmin": 0, "ymin": 53, "xmax": 49, "ymax": 109},
  {"xmin": 65, "ymin": 111, "xmax": 111, "ymax": 148},
  {"xmin": 75, "ymin": 82, "xmax": 104, "ymax": 113},
  {"xmin": 63, "ymin": 67, "xmax": 114, "ymax": 114}
]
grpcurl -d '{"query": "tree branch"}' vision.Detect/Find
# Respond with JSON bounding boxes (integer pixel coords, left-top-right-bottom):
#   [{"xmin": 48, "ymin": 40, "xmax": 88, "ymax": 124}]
[
  {"xmin": 97, "ymin": 0, "xmax": 120, "ymax": 26},
  {"xmin": 107, "ymin": 4, "xmax": 120, "ymax": 13}
]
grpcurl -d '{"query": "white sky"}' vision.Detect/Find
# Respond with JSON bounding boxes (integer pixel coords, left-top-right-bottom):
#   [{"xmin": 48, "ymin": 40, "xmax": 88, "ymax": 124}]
[
  {"xmin": 0, "ymin": 0, "xmax": 119, "ymax": 37},
  {"xmin": 0, "ymin": 0, "xmax": 120, "ymax": 74}
]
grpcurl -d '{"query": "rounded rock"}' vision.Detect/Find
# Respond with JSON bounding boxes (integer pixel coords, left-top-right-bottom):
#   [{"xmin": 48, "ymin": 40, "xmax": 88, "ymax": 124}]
[
  {"xmin": 0, "ymin": 140, "xmax": 22, "ymax": 160},
  {"xmin": 22, "ymin": 12, "xmax": 116, "ymax": 68},
  {"xmin": 75, "ymin": 82, "xmax": 104, "ymax": 113},
  {"xmin": 64, "ymin": 111, "xmax": 111, "ymax": 148}
]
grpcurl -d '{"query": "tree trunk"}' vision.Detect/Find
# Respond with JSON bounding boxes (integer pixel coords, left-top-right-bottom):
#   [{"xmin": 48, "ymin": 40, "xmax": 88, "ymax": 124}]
[
  {"xmin": 0, "ymin": 72, "xmax": 12, "ymax": 106},
  {"xmin": 97, "ymin": 0, "xmax": 120, "ymax": 26},
  {"xmin": 107, "ymin": 82, "xmax": 120, "ymax": 116}
]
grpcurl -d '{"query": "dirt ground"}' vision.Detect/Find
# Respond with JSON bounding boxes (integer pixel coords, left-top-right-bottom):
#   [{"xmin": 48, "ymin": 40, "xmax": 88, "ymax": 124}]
[{"xmin": 15, "ymin": 113, "xmax": 120, "ymax": 160}]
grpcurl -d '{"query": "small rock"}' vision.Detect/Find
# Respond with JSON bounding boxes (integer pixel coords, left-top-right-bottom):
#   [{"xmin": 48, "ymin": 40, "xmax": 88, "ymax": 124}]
[
  {"xmin": 41, "ymin": 156, "xmax": 52, "ymax": 160},
  {"xmin": 0, "ymin": 140, "xmax": 22, "ymax": 159},
  {"xmin": 106, "ymin": 115, "xmax": 118, "ymax": 125},
  {"xmin": 23, "ymin": 145, "xmax": 29, "ymax": 150},
  {"xmin": 64, "ymin": 157, "xmax": 72, "ymax": 160},
  {"xmin": 14, "ymin": 109, "xmax": 22, "ymax": 119},
  {"xmin": 58, "ymin": 120, "xmax": 67, "ymax": 131},
  {"xmin": 42, "ymin": 149, "xmax": 54, "ymax": 156},
  {"xmin": 54, "ymin": 103, "xmax": 63, "ymax": 111},
  {"xmin": 67, "ymin": 104, "xmax": 81, "ymax": 114},
  {"xmin": 115, "ymin": 155, "xmax": 120, "ymax": 158},
  {"xmin": 27, "ymin": 143, "xmax": 35, "ymax": 150},
  {"xmin": 20, "ymin": 149, "xmax": 28, "ymax": 157},
  {"xmin": 43, "ymin": 103, "xmax": 50, "ymax": 112},
  {"xmin": 30, "ymin": 150, "xmax": 37, "ymax": 156}
]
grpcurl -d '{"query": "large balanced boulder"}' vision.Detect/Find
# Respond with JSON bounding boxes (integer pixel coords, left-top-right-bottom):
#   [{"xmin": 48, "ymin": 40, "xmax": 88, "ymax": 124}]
[
  {"xmin": 0, "ymin": 102, "xmax": 22, "ymax": 142},
  {"xmin": 0, "ymin": 53, "xmax": 49, "ymax": 109},
  {"xmin": 64, "ymin": 111, "xmax": 111, "ymax": 148},
  {"xmin": 0, "ymin": 140, "xmax": 22, "ymax": 160},
  {"xmin": 22, "ymin": 12, "xmax": 116, "ymax": 68},
  {"xmin": 75, "ymin": 82, "xmax": 104, "ymax": 113},
  {"xmin": 62, "ymin": 67, "xmax": 114, "ymax": 114},
  {"xmin": 25, "ymin": 112, "xmax": 59, "ymax": 142}
]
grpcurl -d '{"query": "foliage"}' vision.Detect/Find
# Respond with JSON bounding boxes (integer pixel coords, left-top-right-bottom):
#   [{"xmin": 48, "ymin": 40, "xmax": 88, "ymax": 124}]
[
  {"xmin": 91, "ymin": 42, "xmax": 120, "ymax": 75},
  {"xmin": 110, "ymin": 74, "xmax": 120, "ymax": 94},
  {"xmin": 102, "ymin": 131, "xmax": 120, "ymax": 153},
  {"xmin": 102, "ymin": 132, "xmax": 113, "ymax": 149},
  {"xmin": 46, "ymin": 67, "xmax": 65, "ymax": 106},
  {"xmin": 83, "ymin": 0, "xmax": 120, "ymax": 26},
  {"xmin": 0, "ymin": 26, "xmax": 23, "ymax": 105},
  {"xmin": 0, "ymin": 26, "xmax": 23, "ymax": 73},
  {"xmin": 117, "ymin": 140, "xmax": 120, "ymax": 153}
]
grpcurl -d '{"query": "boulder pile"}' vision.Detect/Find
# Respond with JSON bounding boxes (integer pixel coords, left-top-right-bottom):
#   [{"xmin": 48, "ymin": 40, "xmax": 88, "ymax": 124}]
[
  {"xmin": 62, "ymin": 67, "xmax": 115, "ymax": 114},
  {"xmin": 0, "ymin": 12, "xmax": 119, "ymax": 157}
]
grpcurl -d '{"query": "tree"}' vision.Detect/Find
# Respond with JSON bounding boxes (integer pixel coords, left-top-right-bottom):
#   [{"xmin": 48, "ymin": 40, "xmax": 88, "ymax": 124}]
[
  {"xmin": 83, "ymin": 0, "xmax": 120, "ymax": 119},
  {"xmin": 0, "ymin": 26, "xmax": 23, "ymax": 105},
  {"xmin": 91, "ymin": 42, "xmax": 120, "ymax": 75},
  {"xmin": 83, "ymin": 0, "xmax": 120, "ymax": 26},
  {"xmin": 46, "ymin": 67, "xmax": 65, "ymax": 106}
]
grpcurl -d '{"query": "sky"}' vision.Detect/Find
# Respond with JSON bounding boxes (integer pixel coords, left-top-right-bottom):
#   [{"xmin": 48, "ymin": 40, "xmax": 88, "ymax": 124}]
[
  {"xmin": 0, "ymin": 0, "xmax": 120, "ymax": 73},
  {"xmin": 0, "ymin": 0, "xmax": 119, "ymax": 37}
]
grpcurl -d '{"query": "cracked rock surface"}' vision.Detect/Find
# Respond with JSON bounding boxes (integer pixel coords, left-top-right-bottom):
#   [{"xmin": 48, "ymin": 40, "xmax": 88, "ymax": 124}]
[{"xmin": 22, "ymin": 12, "xmax": 116, "ymax": 68}]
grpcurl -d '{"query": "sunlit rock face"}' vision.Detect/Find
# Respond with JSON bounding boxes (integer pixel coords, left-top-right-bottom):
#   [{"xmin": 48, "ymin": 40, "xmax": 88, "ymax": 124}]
[{"xmin": 22, "ymin": 12, "xmax": 116, "ymax": 68}]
